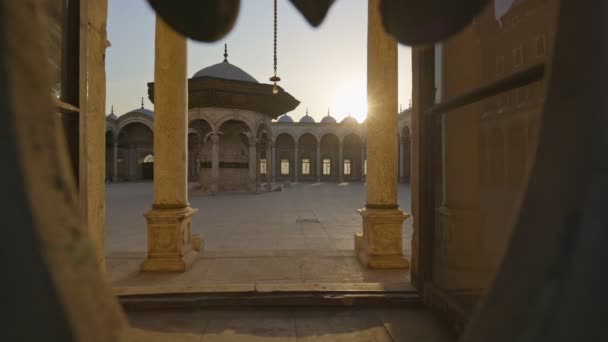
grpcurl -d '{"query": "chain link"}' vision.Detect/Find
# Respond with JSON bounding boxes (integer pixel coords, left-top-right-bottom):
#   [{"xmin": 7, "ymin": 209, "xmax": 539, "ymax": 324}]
[{"xmin": 273, "ymin": 0, "xmax": 277, "ymax": 76}]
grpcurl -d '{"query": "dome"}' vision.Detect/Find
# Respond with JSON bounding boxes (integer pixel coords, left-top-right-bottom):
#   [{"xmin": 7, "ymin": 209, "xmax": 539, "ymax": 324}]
[
  {"xmin": 340, "ymin": 115, "xmax": 358, "ymax": 125},
  {"xmin": 193, "ymin": 61, "xmax": 258, "ymax": 83},
  {"xmin": 299, "ymin": 115, "xmax": 315, "ymax": 123},
  {"xmin": 299, "ymin": 108, "xmax": 315, "ymax": 123},
  {"xmin": 321, "ymin": 115, "xmax": 336, "ymax": 124},
  {"xmin": 277, "ymin": 114, "xmax": 294, "ymax": 123},
  {"xmin": 127, "ymin": 107, "xmax": 154, "ymax": 117},
  {"xmin": 107, "ymin": 105, "xmax": 117, "ymax": 120}
]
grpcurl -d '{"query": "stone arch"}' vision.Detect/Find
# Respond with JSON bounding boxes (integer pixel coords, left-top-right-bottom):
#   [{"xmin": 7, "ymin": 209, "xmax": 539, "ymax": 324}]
[
  {"xmin": 294, "ymin": 130, "xmax": 320, "ymax": 144},
  {"xmin": 116, "ymin": 122, "xmax": 153, "ymax": 181},
  {"xmin": 297, "ymin": 132, "xmax": 318, "ymax": 181},
  {"xmin": 275, "ymin": 132, "xmax": 296, "ymax": 182},
  {"xmin": 320, "ymin": 132, "xmax": 340, "ymax": 181},
  {"xmin": 214, "ymin": 119, "xmax": 253, "ymax": 191},
  {"xmin": 189, "ymin": 119, "xmax": 213, "ymax": 183},
  {"xmin": 342, "ymin": 133, "xmax": 363, "ymax": 181},
  {"xmin": 215, "ymin": 112, "xmax": 256, "ymax": 136},
  {"xmin": 116, "ymin": 114, "xmax": 153, "ymax": 136}
]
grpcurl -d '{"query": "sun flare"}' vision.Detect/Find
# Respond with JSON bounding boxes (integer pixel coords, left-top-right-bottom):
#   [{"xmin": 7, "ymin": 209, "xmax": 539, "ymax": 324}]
[{"xmin": 330, "ymin": 81, "xmax": 367, "ymax": 123}]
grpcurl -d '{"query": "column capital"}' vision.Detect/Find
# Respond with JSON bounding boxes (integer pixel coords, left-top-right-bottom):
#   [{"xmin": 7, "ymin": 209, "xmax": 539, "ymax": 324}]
[
  {"xmin": 211, "ymin": 133, "xmax": 220, "ymax": 144},
  {"xmin": 248, "ymin": 135, "xmax": 257, "ymax": 145}
]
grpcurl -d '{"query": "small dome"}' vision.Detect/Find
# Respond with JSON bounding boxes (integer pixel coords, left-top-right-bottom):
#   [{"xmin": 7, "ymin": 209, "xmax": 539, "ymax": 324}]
[
  {"xmin": 299, "ymin": 115, "xmax": 315, "ymax": 123},
  {"xmin": 321, "ymin": 115, "xmax": 336, "ymax": 124},
  {"xmin": 127, "ymin": 108, "xmax": 154, "ymax": 117},
  {"xmin": 193, "ymin": 61, "xmax": 258, "ymax": 83},
  {"xmin": 277, "ymin": 114, "xmax": 294, "ymax": 123},
  {"xmin": 299, "ymin": 108, "xmax": 315, "ymax": 123},
  {"xmin": 107, "ymin": 105, "xmax": 117, "ymax": 120},
  {"xmin": 340, "ymin": 115, "xmax": 358, "ymax": 125}
]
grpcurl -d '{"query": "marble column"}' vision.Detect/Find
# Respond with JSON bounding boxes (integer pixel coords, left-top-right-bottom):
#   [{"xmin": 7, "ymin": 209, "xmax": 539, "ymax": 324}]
[
  {"xmin": 294, "ymin": 145, "xmax": 299, "ymax": 182},
  {"xmin": 266, "ymin": 140, "xmax": 272, "ymax": 189},
  {"xmin": 248, "ymin": 136, "xmax": 257, "ymax": 192},
  {"xmin": 360, "ymin": 142, "xmax": 366, "ymax": 182},
  {"xmin": 112, "ymin": 141, "xmax": 118, "ymax": 182},
  {"xmin": 141, "ymin": 16, "xmax": 199, "ymax": 272},
  {"xmin": 316, "ymin": 144, "xmax": 321, "ymax": 182},
  {"xmin": 399, "ymin": 139, "xmax": 405, "ymax": 183},
  {"xmin": 355, "ymin": 0, "xmax": 408, "ymax": 269},
  {"xmin": 271, "ymin": 142, "xmax": 276, "ymax": 182},
  {"xmin": 338, "ymin": 140, "xmax": 344, "ymax": 182},
  {"xmin": 211, "ymin": 134, "xmax": 219, "ymax": 194}
]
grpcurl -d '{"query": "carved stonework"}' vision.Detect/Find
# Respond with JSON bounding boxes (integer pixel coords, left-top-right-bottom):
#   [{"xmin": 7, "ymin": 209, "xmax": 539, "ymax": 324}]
[
  {"xmin": 355, "ymin": 208, "xmax": 410, "ymax": 269},
  {"xmin": 141, "ymin": 206, "xmax": 199, "ymax": 272}
]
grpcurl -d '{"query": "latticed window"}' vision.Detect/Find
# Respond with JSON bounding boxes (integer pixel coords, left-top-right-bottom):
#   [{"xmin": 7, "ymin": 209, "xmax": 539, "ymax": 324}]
[
  {"xmin": 280, "ymin": 159, "xmax": 290, "ymax": 175},
  {"xmin": 301, "ymin": 158, "xmax": 311, "ymax": 175},
  {"xmin": 260, "ymin": 159, "xmax": 267, "ymax": 175},
  {"xmin": 323, "ymin": 159, "xmax": 331, "ymax": 175},
  {"xmin": 344, "ymin": 159, "xmax": 351, "ymax": 175}
]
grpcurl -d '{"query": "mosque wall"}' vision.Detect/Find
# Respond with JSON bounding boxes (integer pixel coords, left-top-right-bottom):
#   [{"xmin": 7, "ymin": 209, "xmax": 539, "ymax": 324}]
[{"xmin": 106, "ymin": 108, "xmax": 412, "ymax": 189}]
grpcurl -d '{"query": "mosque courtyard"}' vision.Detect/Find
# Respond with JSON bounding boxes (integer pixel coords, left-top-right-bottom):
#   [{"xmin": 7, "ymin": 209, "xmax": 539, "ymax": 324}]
[{"xmin": 106, "ymin": 182, "xmax": 413, "ymax": 293}]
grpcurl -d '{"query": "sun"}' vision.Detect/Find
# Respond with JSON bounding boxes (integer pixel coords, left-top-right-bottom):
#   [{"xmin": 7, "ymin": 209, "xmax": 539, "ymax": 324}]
[{"xmin": 331, "ymin": 80, "xmax": 367, "ymax": 123}]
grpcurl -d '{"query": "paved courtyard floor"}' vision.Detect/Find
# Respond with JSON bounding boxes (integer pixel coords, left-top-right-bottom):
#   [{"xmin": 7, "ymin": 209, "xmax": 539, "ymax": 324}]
[
  {"xmin": 106, "ymin": 182, "xmax": 413, "ymax": 293},
  {"xmin": 129, "ymin": 307, "xmax": 453, "ymax": 342}
]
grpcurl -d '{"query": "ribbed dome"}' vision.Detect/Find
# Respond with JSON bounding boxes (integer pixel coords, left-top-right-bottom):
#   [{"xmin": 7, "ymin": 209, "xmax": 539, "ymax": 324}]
[
  {"xmin": 340, "ymin": 115, "xmax": 358, "ymax": 125},
  {"xmin": 193, "ymin": 61, "xmax": 258, "ymax": 83},
  {"xmin": 321, "ymin": 115, "xmax": 336, "ymax": 124},
  {"xmin": 277, "ymin": 114, "xmax": 294, "ymax": 123}
]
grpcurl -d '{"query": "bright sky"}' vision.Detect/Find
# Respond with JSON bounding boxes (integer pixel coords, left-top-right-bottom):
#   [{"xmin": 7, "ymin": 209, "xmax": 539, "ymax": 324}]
[{"xmin": 106, "ymin": 0, "xmax": 412, "ymax": 123}]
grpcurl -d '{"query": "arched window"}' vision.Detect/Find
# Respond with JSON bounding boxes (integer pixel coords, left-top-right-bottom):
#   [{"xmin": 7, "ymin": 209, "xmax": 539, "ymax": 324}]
[
  {"xmin": 143, "ymin": 154, "xmax": 154, "ymax": 163},
  {"xmin": 260, "ymin": 158, "xmax": 267, "ymax": 175},
  {"xmin": 301, "ymin": 158, "xmax": 311, "ymax": 175},
  {"xmin": 323, "ymin": 159, "xmax": 331, "ymax": 175},
  {"xmin": 280, "ymin": 159, "xmax": 290, "ymax": 175}
]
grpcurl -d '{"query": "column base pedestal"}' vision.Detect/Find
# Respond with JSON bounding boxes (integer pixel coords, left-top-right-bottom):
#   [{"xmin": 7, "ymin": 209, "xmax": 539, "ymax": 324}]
[
  {"xmin": 140, "ymin": 206, "xmax": 200, "ymax": 272},
  {"xmin": 355, "ymin": 207, "xmax": 410, "ymax": 269}
]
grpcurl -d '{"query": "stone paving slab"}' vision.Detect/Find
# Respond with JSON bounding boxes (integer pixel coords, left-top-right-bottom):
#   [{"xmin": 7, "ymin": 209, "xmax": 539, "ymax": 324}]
[
  {"xmin": 128, "ymin": 307, "xmax": 455, "ymax": 342},
  {"xmin": 106, "ymin": 182, "xmax": 413, "ymax": 290},
  {"xmin": 109, "ymin": 252, "xmax": 410, "ymax": 295}
]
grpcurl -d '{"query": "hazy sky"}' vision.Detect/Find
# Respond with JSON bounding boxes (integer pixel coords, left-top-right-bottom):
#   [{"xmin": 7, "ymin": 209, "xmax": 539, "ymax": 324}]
[{"xmin": 106, "ymin": 0, "xmax": 412, "ymax": 123}]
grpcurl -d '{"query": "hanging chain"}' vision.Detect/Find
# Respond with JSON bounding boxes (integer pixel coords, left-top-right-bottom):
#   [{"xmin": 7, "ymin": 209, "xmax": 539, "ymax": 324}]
[{"xmin": 273, "ymin": 0, "xmax": 278, "ymax": 77}]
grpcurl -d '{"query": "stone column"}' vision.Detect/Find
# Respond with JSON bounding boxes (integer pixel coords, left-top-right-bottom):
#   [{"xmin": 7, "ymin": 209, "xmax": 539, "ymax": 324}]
[
  {"xmin": 248, "ymin": 136, "xmax": 257, "ymax": 192},
  {"xmin": 141, "ymin": 16, "xmax": 199, "ymax": 272},
  {"xmin": 294, "ymin": 144, "xmax": 299, "ymax": 182},
  {"xmin": 316, "ymin": 144, "xmax": 321, "ymax": 182},
  {"xmin": 399, "ymin": 139, "xmax": 405, "ymax": 183},
  {"xmin": 112, "ymin": 141, "xmax": 118, "ymax": 182},
  {"xmin": 266, "ymin": 140, "xmax": 272, "ymax": 188},
  {"xmin": 338, "ymin": 140, "xmax": 344, "ymax": 182},
  {"xmin": 360, "ymin": 141, "xmax": 366, "ymax": 182},
  {"xmin": 271, "ymin": 142, "xmax": 276, "ymax": 182},
  {"xmin": 355, "ymin": 0, "xmax": 408, "ymax": 269},
  {"xmin": 211, "ymin": 134, "xmax": 219, "ymax": 194}
]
